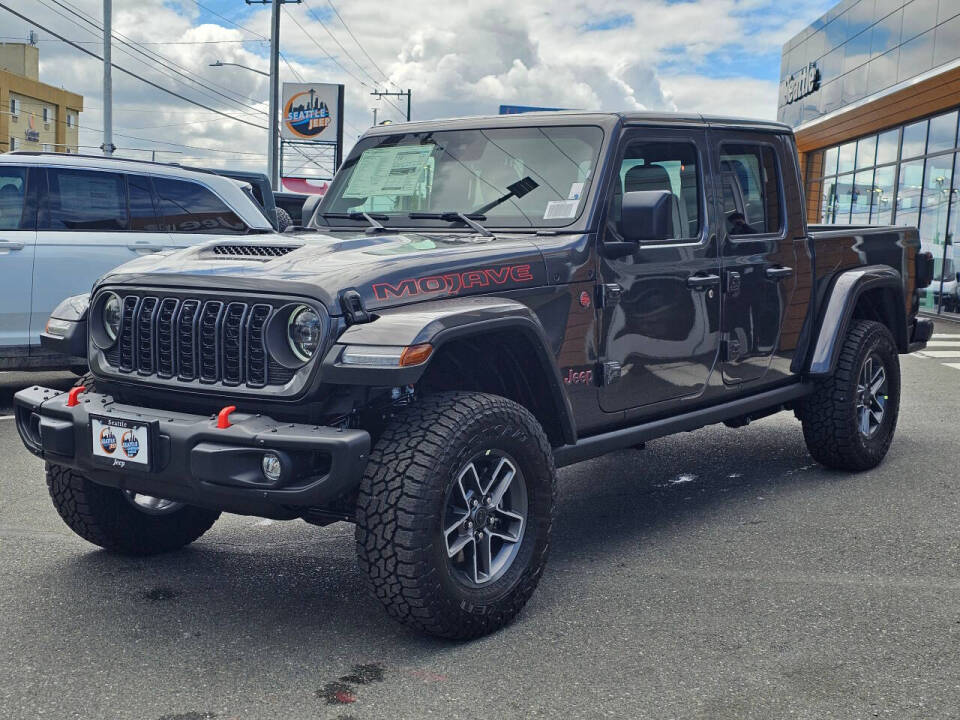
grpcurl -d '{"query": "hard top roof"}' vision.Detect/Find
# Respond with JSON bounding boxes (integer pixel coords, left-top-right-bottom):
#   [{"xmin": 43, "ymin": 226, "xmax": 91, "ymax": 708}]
[{"xmin": 362, "ymin": 110, "xmax": 792, "ymax": 136}]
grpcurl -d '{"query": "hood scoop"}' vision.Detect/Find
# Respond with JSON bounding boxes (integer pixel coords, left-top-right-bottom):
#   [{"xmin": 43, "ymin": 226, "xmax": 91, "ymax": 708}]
[{"xmin": 208, "ymin": 243, "xmax": 302, "ymax": 260}]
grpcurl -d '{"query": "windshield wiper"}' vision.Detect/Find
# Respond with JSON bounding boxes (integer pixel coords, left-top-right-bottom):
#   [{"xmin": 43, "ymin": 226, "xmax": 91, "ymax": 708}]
[
  {"xmin": 408, "ymin": 211, "xmax": 493, "ymax": 237},
  {"xmin": 319, "ymin": 211, "xmax": 391, "ymax": 233},
  {"xmin": 472, "ymin": 176, "xmax": 539, "ymax": 215}
]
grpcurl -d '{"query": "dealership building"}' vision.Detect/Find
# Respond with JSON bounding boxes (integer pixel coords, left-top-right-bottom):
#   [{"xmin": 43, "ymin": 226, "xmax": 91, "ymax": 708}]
[{"xmin": 780, "ymin": 0, "xmax": 960, "ymax": 314}]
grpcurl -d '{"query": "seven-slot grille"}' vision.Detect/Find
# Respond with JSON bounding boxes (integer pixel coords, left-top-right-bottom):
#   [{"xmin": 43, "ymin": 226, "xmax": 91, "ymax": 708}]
[{"xmin": 104, "ymin": 294, "xmax": 293, "ymax": 388}]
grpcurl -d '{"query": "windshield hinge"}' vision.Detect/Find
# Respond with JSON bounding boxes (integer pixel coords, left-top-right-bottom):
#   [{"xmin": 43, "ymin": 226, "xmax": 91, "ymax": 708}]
[{"xmin": 340, "ymin": 289, "xmax": 371, "ymax": 325}]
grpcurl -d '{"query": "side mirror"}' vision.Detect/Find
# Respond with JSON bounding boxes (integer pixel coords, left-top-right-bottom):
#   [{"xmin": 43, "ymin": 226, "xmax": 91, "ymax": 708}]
[{"xmin": 620, "ymin": 190, "xmax": 677, "ymax": 243}]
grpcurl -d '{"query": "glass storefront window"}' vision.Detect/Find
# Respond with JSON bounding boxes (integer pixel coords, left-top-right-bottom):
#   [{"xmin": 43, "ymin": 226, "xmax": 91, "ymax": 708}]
[
  {"xmin": 901, "ymin": 120, "xmax": 928, "ymax": 159},
  {"xmin": 835, "ymin": 173, "xmax": 855, "ymax": 222},
  {"xmin": 850, "ymin": 169, "xmax": 875, "ymax": 223},
  {"xmin": 822, "ymin": 177, "xmax": 839, "ymax": 223},
  {"xmin": 856, "ymin": 135, "xmax": 877, "ymax": 169},
  {"xmin": 838, "ymin": 142, "xmax": 857, "ymax": 174},
  {"xmin": 824, "ymin": 146, "xmax": 839, "ymax": 176},
  {"xmin": 875, "ymin": 129, "xmax": 899, "ymax": 165},
  {"xmin": 919, "ymin": 154, "xmax": 954, "ymax": 246},
  {"xmin": 872, "ymin": 165, "xmax": 896, "ymax": 225},
  {"xmin": 895, "ymin": 158, "xmax": 925, "ymax": 227},
  {"xmin": 927, "ymin": 111, "xmax": 958, "ymax": 154}
]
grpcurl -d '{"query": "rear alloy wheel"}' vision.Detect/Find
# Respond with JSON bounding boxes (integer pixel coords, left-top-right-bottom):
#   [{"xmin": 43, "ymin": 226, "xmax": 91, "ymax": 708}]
[{"xmin": 799, "ymin": 319, "xmax": 900, "ymax": 471}]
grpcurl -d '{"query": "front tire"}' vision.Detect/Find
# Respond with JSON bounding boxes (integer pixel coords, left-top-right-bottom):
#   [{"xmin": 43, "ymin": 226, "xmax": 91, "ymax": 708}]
[
  {"xmin": 355, "ymin": 392, "xmax": 556, "ymax": 640},
  {"xmin": 799, "ymin": 320, "xmax": 901, "ymax": 471},
  {"xmin": 46, "ymin": 464, "xmax": 220, "ymax": 555}
]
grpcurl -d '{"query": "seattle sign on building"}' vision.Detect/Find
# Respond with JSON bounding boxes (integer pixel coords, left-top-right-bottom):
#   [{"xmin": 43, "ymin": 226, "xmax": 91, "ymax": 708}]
[{"xmin": 781, "ymin": 62, "xmax": 820, "ymax": 105}]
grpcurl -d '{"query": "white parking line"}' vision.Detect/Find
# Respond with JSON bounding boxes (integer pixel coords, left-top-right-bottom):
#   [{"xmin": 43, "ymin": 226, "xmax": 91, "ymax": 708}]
[
  {"xmin": 915, "ymin": 350, "xmax": 960, "ymax": 358},
  {"xmin": 944, "ymin": 363, "xmax": 960, "ymax": 371},
  {"xmin": 0, "ymin": 415, "xmax": 14, "ymax": 421},
  {"xmin": 932, "ymin": 333, "xmax": 960, "ymax": 339},
  {"xmin": 925, "ymin": 340, "xmax": 960, "ymax": 346}
]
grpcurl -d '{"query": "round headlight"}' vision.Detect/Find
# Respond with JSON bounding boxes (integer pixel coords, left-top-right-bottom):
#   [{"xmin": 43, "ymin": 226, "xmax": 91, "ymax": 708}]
[
  {"xmin": 287, "ymin": 305, "xmax": 323, "ymax": 362},
  {"xmin": 103, "ymin": 293, "xmax": 122, "ymax": 341}
]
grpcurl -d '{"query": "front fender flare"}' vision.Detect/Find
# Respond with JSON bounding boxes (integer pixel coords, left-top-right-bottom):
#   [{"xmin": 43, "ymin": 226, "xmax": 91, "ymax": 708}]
[
  {"xmin": 806, "ymin": 265, "xmax": 907, "ymax": 377},
  {"xmin": 321, "ymin": 296, "xmax": 577, "ymax": 444}
]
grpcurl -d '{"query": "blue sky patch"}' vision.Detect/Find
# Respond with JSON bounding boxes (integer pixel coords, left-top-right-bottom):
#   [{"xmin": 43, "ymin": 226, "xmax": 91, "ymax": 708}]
[{"xmin": 583, "ymin": 14, "xmax": 634, "ymax": 32}]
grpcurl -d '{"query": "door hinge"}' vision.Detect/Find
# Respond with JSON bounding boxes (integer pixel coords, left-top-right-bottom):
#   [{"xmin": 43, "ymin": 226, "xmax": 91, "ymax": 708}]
[
  {"xmin": 598, "ymin": 361, "xmax": 622, "ymax": 386},
  {"xmin": 725, "ymin": 270, "xmax": 741, "ymax": 298},
  {"xmin": 597, "ymin": 283, "xmax": 622, "ymax": 308},
  {"xmin": 721, "ymin": 337, "xmax": 742, "ymax": 362}
]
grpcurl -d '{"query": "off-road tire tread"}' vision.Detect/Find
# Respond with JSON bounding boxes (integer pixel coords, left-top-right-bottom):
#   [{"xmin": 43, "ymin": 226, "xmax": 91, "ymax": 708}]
[
  {"xmin": 355, "ymin": 392, "xmax": 555, "ymax": 640},
  {"xmin": 799, "ymin": 319, "xmax": 900, "ymax": 471},
  {"xmin": 45, "ymin": 464, "xmax": 220, "ymax": 555}
]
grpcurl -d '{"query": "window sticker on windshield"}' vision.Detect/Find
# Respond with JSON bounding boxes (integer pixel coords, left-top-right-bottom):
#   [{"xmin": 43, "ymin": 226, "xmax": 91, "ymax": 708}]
[
  {"xmin": 343, "ymin": 145, "xmax": 435, "ymax": 198},
  {"xmin": 543, "ymin": 199, "xmax": 579, "ymax": 220},
  {"xmin": 567, "ymin": 182, "xmax": 584, "ymax": 200}
]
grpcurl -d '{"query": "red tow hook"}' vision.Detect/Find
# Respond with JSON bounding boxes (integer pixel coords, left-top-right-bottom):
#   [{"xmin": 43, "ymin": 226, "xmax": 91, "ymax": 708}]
[
  {"xmin": 216, "ymin": 405, "xmax": 237, "ymax": 429},
  {"xmin": 66, "ymin": 386, "xmax": 86, "ymax": 407}
]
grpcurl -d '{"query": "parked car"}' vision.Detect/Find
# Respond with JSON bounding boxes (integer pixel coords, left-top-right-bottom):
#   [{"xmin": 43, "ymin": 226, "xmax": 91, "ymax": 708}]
[
  {"xmin": 0, "ymin": 152, "xmax": 275, "ymax": 370},
  {"xmin": 921, "ymin": 257, "xmax": 959, "ymax": 312},
  {"xmin": 16, "ymin": 112, "xmax": 934, "ymax": 640}
]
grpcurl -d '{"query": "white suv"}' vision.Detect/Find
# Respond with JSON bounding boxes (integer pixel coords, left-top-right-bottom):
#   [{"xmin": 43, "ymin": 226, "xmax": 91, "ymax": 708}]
[{"xmin": 0, "ymin": 152, "xmax": 275, "ymax": 370}]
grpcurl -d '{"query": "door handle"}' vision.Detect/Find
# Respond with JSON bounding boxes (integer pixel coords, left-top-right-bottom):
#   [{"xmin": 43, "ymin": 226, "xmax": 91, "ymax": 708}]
[
  {"xmin": 765, "ymin": 266, "xmax": 794, "ymax": 280},
  {"xmin": 0, "ymin": 239, "xmax": 25, "ymax": 251},
  {"xmin": 687, "ymin": 273, "xmax": 721, "ymax": 290},
  {"xmin": 128, "ymin": 240, "xmax": 161, "ymax": 251}
]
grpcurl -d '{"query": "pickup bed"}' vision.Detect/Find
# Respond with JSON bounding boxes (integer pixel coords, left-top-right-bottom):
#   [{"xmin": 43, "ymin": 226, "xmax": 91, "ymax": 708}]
[{"xmin": 16, "ymin": 111, "xmax": 934, "ymax": 639}]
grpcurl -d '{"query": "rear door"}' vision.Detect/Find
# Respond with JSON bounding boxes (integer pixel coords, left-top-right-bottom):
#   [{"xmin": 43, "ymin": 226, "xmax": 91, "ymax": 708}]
[
  {"xmin": 31, "ymin": 168, "xmax": 171, "ymax": 343},
  {"xmin": 710, "ymin": 131, "xmax": 799, "ymax": 385},
  {"xmin": 0, "ymin": 165, "xmax": 37, "ymax": 349},
  {"xmin": 597, "ymin": 127, "xmax": 722, "ymax": 413}
]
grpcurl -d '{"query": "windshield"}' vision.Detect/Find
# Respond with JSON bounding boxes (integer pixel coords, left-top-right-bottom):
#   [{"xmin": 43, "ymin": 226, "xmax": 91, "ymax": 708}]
[{"xmin": 316, "ymin": 125, "xmax": 604, "ymax": 230}]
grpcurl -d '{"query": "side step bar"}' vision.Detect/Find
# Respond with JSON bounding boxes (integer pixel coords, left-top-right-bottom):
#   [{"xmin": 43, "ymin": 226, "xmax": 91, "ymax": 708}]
[{"xmin": 553, "ymin": 382, "xmax": 812, "ymax": 468}]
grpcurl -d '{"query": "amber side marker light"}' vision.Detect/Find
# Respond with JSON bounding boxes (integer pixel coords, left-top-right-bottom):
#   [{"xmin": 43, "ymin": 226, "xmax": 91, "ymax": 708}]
[{"xmin": 399, "ymin": 343, "xmax": 433, "ymax": 367}]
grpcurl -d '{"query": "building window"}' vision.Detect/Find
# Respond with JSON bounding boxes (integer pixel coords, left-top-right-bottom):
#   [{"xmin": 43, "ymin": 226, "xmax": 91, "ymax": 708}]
[
  {"xmin": 66, "ymin": 114, "xmax": 74, "ymax": 128},
  {"xmin": 42, "ymin": 107, "xmax": 49, "ymax": 123},
  {"xmin": 9, "ymin": 137, "xmax": 19, "ymax": 151},
  {"xmin": 9, "ymin": 98, "xmax": 18, "ymax": 119}
]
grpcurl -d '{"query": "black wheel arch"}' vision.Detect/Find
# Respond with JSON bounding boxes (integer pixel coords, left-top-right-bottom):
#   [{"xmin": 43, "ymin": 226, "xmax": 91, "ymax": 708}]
[
  {"xmin": 321, "ymin": 296, "xmax": 577, "ymax": 446},
  {"xmin": 802, "ymin": 265, "xmax": 909, "ymax": 377}
]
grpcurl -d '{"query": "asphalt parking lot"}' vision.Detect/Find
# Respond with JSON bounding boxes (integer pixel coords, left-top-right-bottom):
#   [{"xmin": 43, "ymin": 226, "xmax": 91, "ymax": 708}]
[{"xmin": 2, "ymin": 325, "xmax": 960, "ymax": 720}]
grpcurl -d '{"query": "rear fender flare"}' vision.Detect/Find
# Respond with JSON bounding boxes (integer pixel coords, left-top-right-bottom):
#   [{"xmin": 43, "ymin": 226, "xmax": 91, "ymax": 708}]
[
  {"xmin": 321, "ymin": 296, "xmax": 577, "ymax": 444},
  {"xmin": 806, "ymin": 265, "xmax": 907, "ymax": 377}
]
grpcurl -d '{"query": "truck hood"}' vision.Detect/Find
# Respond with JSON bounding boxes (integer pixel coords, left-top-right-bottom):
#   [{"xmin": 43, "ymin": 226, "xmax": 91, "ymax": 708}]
[{"xmin": 97, "ymin": 231, "xmax": 548, "ymax": 315}]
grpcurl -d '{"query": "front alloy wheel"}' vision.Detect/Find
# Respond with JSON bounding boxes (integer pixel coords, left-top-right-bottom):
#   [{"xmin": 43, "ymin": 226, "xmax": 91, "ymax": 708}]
[{"xmin": 443, "ymin": 453, "xmax": 527, "ymax": 587}]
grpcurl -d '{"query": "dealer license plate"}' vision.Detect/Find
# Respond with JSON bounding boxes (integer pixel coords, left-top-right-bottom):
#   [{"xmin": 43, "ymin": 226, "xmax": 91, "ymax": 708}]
[{"xmin": 91, "ymin": 415, "xmax": 151, "ymax": 469}]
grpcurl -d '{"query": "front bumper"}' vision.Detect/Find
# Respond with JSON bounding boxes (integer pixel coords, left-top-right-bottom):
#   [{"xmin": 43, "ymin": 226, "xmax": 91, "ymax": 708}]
[{"xmin": 14, "ymin": 386, "xmax": 370, "ymax": 518}]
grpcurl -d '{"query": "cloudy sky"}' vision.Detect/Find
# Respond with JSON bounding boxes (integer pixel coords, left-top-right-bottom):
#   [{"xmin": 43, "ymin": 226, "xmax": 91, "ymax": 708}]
[{"xmin": 1, "ymin": 0, "xmax": 834, "ymax": 178}]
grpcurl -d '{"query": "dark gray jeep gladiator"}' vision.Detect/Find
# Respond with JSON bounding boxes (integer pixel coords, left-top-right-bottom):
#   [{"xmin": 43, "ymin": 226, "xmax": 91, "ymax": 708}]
[{"xmin": 16, "ymin": 112, "xmax": 935, "ymax": 639}]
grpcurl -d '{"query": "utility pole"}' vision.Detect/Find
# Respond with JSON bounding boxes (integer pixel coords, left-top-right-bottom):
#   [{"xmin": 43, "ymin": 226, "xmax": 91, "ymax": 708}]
[
  {"xmin": 371, "ymin": 107, "xmax": 377, "ymax": 126},
  {"xmin": 370, "ymin": 88, "xmax": 412, "ymax": 122},
  {"xmin": 246, "ymin": 0, "xmax": 300, "ymax": 191},
  {"xmin": 101, "ymin": 0, "xmax": 115, "ymax": 155}
]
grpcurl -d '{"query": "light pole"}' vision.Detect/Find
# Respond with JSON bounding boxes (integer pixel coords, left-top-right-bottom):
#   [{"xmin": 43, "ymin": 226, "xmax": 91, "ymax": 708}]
[{"xmin": 209, "ymin": 60, "xmax": 269, "ymax": 77}]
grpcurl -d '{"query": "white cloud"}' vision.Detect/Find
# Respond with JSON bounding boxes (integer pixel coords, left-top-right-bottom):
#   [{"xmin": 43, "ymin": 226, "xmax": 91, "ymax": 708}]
[{"xmin": 0, "ymin": 0, "xmax": 832, "ymax": 174}]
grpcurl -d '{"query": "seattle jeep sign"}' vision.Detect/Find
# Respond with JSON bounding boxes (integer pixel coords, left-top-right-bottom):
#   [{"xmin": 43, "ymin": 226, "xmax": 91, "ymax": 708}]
[{"xmin": 782, "ymin": 62, "xmax": 820, "ymax": 105}]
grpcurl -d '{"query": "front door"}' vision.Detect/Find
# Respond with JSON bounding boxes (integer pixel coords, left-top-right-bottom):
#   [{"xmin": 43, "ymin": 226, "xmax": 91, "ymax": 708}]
[
  {"xmin": 598, "ymin": 128, "xmax": 722, "ymax": 413},
  {"xmin": 711, "ymin": 132, "xmax": 798, "ymax": 385},
  {"xmin": 0, "ymin": 165, "xmax": 37, "ymax": 349}
]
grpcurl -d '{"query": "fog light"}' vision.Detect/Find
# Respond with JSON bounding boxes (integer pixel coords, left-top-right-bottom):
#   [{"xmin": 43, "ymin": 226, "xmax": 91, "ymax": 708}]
[{"xmin": 261, "ymin": 452, "xmax": 282, "ymax": 483}]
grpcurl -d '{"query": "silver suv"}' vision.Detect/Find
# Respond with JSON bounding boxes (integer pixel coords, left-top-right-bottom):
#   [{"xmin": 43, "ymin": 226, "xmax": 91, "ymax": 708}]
[{"xmin": 0, "ymin": 152, "xmax": 275, "ymax": 370}]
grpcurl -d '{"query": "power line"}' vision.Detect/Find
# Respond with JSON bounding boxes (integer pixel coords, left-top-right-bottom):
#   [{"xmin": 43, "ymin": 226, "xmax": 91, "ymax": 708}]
[
  {"xmin": 187, "ymin": 0, "xmax": 304, "ymax": 82},
  {"xmin": 298, "ymin": 0, "xmax": 379, "ymax": 87},
  {"xmin": 0, "ymin": 3, "xmax": 268, "ymax": 130},
  {"xmin": 324, "ymin": 0, "xmax": 391, "ymax": 86},
  {"xmin": 281, "ymin": 5, "xmax": 368, "ymax": 88},
  {"xmin": 45, "ymin": 0, "xmax": 268, "ymax": 116}
]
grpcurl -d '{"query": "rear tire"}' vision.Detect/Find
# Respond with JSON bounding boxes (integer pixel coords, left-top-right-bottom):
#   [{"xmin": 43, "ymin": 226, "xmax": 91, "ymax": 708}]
[
  {"xmin": 355, "ymin": 392, "xmax": 556, "ymax": 640},
  {"xmin": 799, "ymin": 320, "xmax": 900, "ymax": 471},
  {"xmin": 46, "ymin": 464, "xmax": 220, "ymax": 555}
]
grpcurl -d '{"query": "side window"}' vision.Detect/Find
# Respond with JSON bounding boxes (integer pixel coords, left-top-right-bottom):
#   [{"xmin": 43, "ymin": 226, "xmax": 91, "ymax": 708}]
[
  {"xmin": 127, "ymin": 175, "xmax": 159, "ymax": 231},
  {"xmin": 719, "ymin": 144, "xmax": 782, "ymax": 236},
  {"xmin": 153, "ymin": 178, "xmax": 247, "ymax": 234},
  {"xmin": 611, "ymin": 140, "xmax": 701, "ymax": 240},
  {"xmin": 0, "ymin": 167, "xmax": 27, "ymax": 230},
  {"xmin": 43, "ymin": 169, "xmax": 127, "ymax": 231}
]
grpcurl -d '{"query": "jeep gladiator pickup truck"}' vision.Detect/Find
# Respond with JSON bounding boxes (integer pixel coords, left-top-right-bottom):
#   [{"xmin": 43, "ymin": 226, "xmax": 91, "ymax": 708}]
[{"xmin": 15, "ymin": 112, "xmax": 934, "ymax": 639}]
